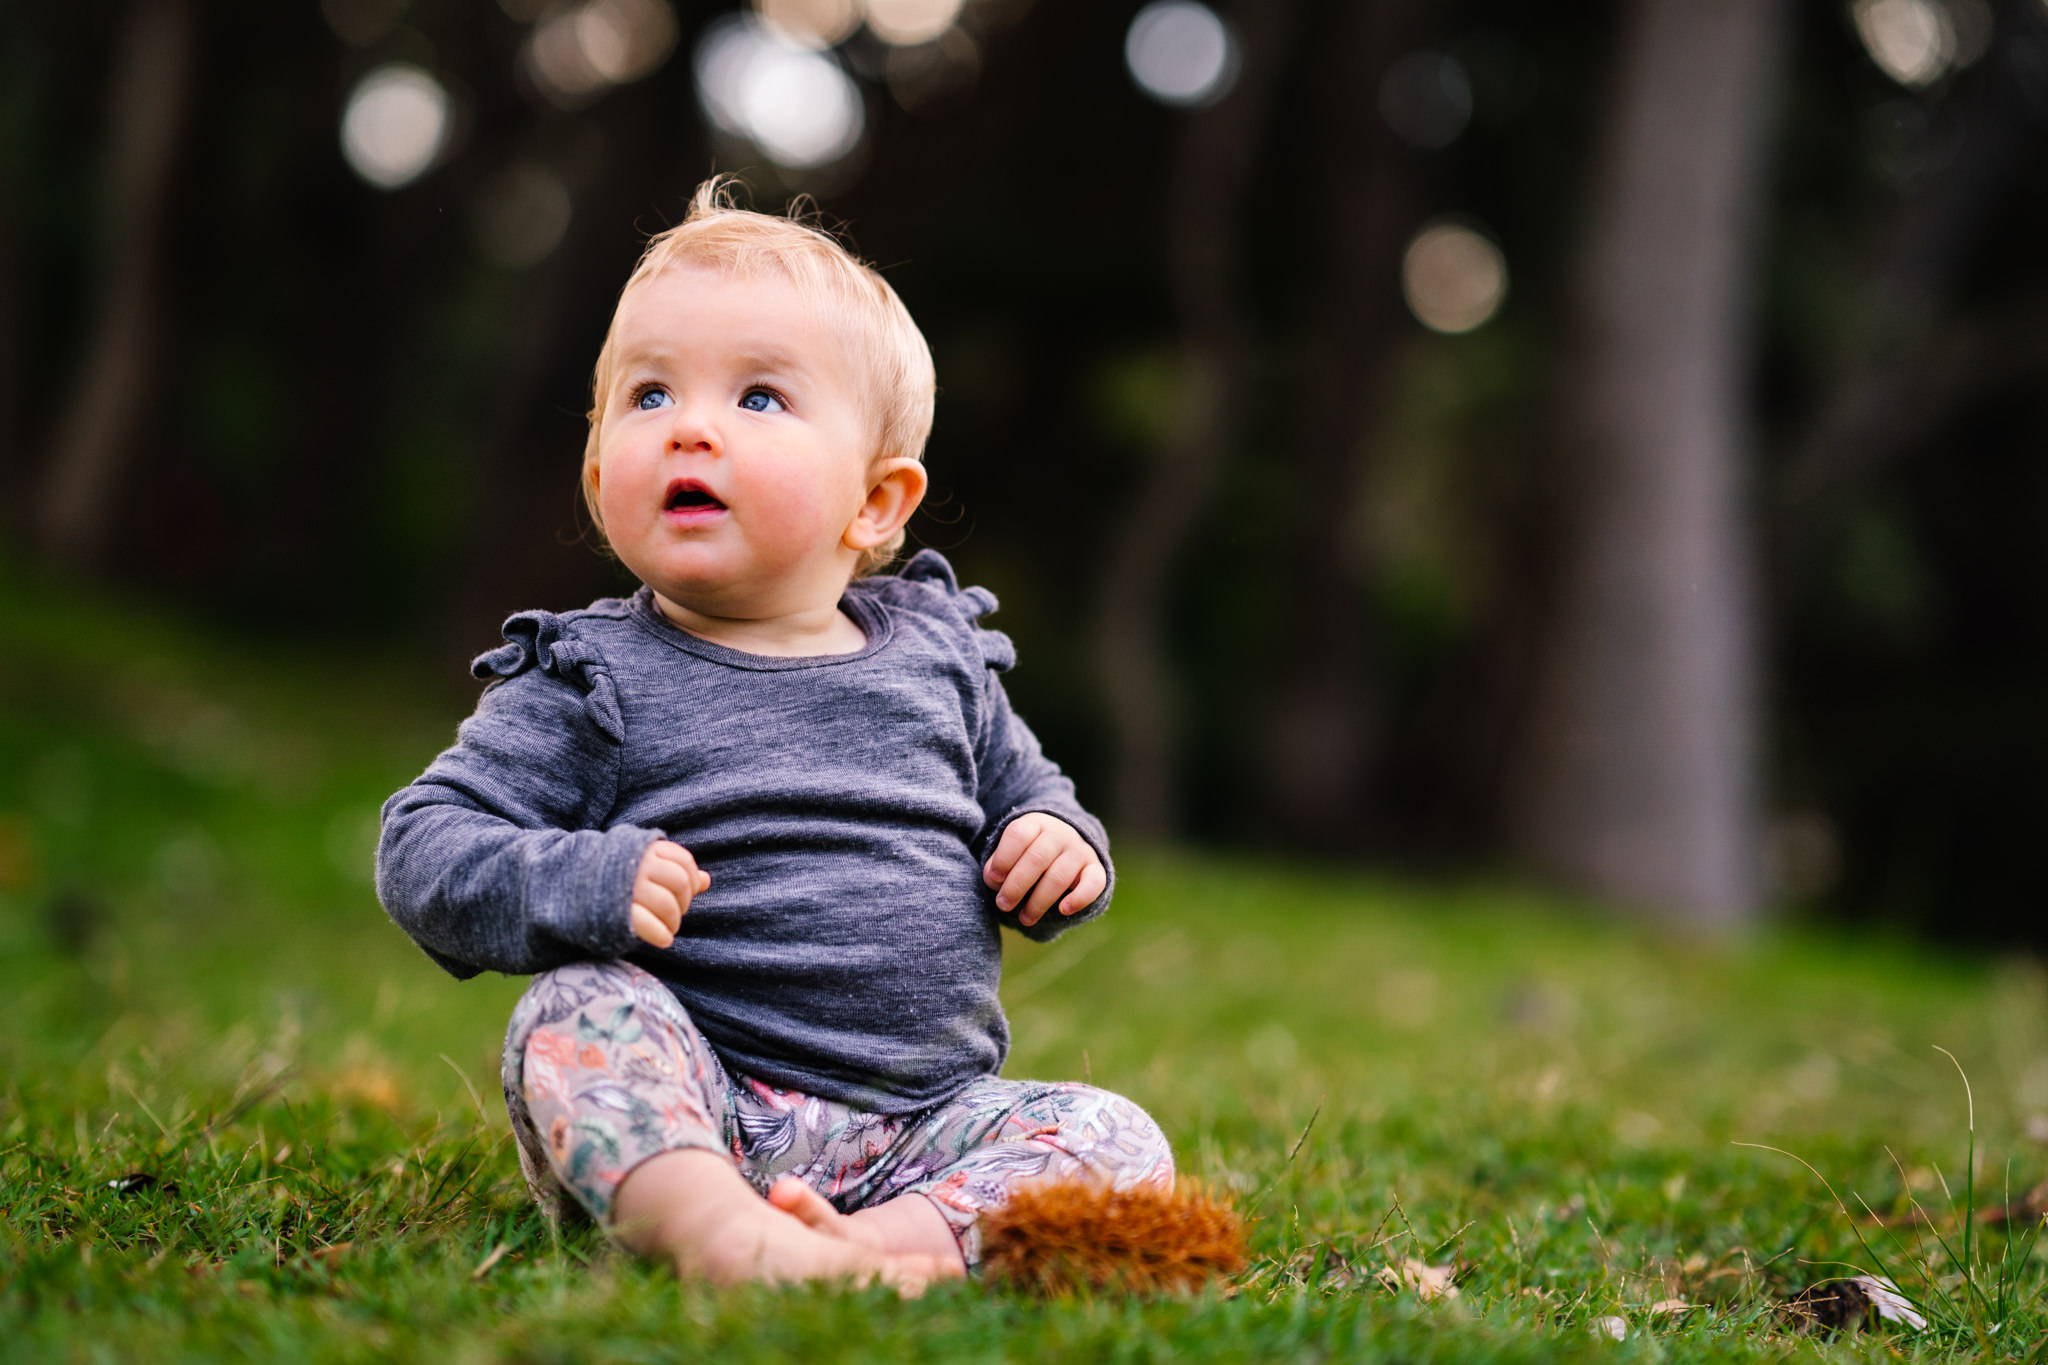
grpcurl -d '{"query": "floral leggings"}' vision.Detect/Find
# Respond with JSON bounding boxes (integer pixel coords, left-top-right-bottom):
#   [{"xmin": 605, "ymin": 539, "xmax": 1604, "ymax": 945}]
[{"xmin": 501, "ymin": 961, "xmax": 1175, "ymax": 1268}]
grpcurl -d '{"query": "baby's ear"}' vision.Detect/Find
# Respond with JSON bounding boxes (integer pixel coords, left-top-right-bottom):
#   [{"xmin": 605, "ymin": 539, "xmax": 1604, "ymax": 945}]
[{"xmin": 844, "ymin": 458, "xmax": 927, "ymax": 552}]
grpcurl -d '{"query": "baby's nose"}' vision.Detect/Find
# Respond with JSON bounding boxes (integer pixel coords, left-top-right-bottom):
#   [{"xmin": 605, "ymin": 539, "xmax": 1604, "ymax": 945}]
[{"xmin": 665, "ymin": 414, "xmax": 720, "ymax": 454}]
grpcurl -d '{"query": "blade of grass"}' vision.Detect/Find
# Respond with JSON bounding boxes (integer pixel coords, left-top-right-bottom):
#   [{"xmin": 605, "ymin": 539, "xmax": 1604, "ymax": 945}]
[
  {"xmin": 1734, "ymin": 1141, "xmax": 1937, "ymax": 1324},
  {"xmin": 1245, "ymin": 1102, "xmax": 1321, "ymax": 1216},
  {"xmin": 438, "ymin": 1054, "xmax": 492, "ymax": 1133},
  {"xmin": 1933, "ymin": 1047, "xmax": 1974, "ymax": 1274}
]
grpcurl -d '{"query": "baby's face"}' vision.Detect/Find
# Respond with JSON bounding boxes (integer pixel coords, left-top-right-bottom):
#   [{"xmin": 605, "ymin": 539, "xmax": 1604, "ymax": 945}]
[{"xmin": 594, "ymin": 266, "xmax": 876, "ymax": 619}]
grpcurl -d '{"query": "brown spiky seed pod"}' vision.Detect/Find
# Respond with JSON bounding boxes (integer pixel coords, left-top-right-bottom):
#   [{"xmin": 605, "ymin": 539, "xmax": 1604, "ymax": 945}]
[{"xmin": 979, "ymin": 1181, "xmax": 1248, "ymax": 1295}]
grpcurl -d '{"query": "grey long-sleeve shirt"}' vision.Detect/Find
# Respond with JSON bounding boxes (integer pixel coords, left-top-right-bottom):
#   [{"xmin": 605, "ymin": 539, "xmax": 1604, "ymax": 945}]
[{"xmin": 376, "ymin": 551, "xmax": 1111, "ymax": 1112}]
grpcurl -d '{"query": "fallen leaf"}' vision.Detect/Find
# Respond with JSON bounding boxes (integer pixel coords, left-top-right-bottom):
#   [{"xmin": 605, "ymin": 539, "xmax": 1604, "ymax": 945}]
[
  {"xmin": 1375, "ymin": 1258, "xmax": 1458, "ymax": 1301},
  {"xmin": 1590, "ymin": 1315, "xmax": 1628, "ymax": 1340},
  {"xmin": 1853, "ymin": 1276, "xmax": 1927, "ymax": 1330},
  {"xmin": 1785, "ymin": 1275, "xmax": 1927, "ymax": 1333},
  {"xmin": 1649, "ymin": 1298, "xmax": 1692, "ymax": 1315}
]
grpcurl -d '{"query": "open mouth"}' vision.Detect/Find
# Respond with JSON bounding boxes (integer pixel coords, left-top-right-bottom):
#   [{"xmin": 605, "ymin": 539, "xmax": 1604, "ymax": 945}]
[{"xmin": 663, "ymin": 479, "xmax": 727, "ymax": 514}]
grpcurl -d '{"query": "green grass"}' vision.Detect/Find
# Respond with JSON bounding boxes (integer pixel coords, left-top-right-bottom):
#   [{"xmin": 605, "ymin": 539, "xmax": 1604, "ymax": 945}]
[{"xmin": 3, "ymin": 571, "xmax": 2046, "ymax": 1362}]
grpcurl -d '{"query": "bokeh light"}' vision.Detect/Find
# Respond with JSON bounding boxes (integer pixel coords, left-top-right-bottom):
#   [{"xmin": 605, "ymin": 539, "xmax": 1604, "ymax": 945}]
[
  {"xmin": 473, "ymin": 163, "xmax": 574, "ymax": 270},
  {"xmin": 526, "ymin": 0, "xmax": 679, "ymax": 109},
  {"xmin": 339, "ymin": 63, "xmax": 451, "ymax": 190},
  {"xmin": 1124, "ymin": 1, "xmax": 1240, "ymax": 108},
  {"xmin": 695, "ymin": 14, "xmax": 865, "ymax": 169},
  {"xmin": 1379, "ymin": 51, "xmax": 1472, "ymax": 150},
  {"xmin": 863, "ymin": 0, "xmax": 965, "ymax": 47},
  {"xmin": 753, "ymin": 0, "xmax": 861, "ymax": 49},
  {"xmin": 1401, "ymin": 221, "xmax": 1508, "ymax": 335},
  {"xmin": 1851, "ymin": 0, "xmax": 1955, "ymax": 88}
]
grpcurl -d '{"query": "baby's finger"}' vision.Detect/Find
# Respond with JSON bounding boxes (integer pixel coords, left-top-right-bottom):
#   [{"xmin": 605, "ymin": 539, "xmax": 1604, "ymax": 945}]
[
  {"xmin": 648, "ymin": 842, "xmax": 703, "ymax": 889},
  {"xmin": 1059, "ymin": 860, "xmax": 1107, "ymax": 915},
  {"xmin": 1018, "ymin": 848, "xmax": 1087, "ymax": 927},
  {"xmin": 994, "ymin": 833, "xmax": 1059, "ymax": 912},
  {"xmin": 642, "ymin": 856, "xmax": 697, "ymax": 907},
  {"xmin": 644, "ymin": 839, "xmax": 685, "ymax": 867},
  {"xmin": 635, "ymin": 878, "xmax": 685, "ymax": 931},
  {"xmin": 630, "ymin": 903, "xmax": 675, "ymax": 948},
  {"xmin": 652, "ymin": 843, "xmax": 702, "ymax": 905},
  {"xmin": 982, "ymin": 815, "xmax": 1043, "ymax": 888}
]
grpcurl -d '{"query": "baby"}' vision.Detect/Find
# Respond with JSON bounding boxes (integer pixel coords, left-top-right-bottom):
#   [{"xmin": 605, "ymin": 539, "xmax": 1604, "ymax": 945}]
[{"xmin": 376, "ymin": 181, "xmax": 1172, "ymax": 1291}]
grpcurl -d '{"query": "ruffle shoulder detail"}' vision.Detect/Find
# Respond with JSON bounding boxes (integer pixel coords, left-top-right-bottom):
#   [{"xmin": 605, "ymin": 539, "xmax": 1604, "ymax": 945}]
[
  {"xmin": 894, "ymin": 549, "xmax": 1016, "ymax": 672},
  {"xmin": 470, "ymin": 611, "xmax": 626, "ymax": 742}
]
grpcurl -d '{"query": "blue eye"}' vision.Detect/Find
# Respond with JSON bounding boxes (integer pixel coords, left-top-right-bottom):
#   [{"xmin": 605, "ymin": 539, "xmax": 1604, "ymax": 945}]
[
  {"xmin": 635, "ymin": 386, "xmax": 671, "ymax": 411},
  {"xmin": 738, "ymin": 388, "xmax": 786, "ymax": 414}
]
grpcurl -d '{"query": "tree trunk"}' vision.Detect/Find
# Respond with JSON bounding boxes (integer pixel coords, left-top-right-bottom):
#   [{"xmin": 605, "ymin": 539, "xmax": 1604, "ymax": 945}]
[
  {"xmin": 1511, "ymin": 0, "xmax": 1788, "ymax": 926},
  {"xmin": 1094, "ymin": 0, "xmax": 1292, "ymax": 839},
  {"xmin": 36, "ymin": 0, "xmax": 195, "ymax": 570}
]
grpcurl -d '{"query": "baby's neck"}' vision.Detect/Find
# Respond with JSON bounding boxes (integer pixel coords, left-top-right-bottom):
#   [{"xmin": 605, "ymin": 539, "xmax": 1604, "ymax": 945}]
[{"xmin": 651, "ymin": 592, "xmax": 867, "ymax": 658}]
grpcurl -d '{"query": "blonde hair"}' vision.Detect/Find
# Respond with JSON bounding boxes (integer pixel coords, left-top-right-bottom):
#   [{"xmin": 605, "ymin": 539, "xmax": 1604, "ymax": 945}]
[{"xmin": 581, "ymin": 178, "xmax": 936, "ymax": 575}]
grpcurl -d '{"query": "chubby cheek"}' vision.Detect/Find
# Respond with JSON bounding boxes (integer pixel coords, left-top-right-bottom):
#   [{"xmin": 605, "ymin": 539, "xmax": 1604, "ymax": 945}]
[
  {"xmin": 738, "ymin": 463, "xmax": 863, "ymax": 555},
  {"xmin": 596, "ymin": 470, "xmax": 645, "ymax": 539},
  {"xmin": 594, "ymin": 445, "xmax": 662, "ymax": 536}
]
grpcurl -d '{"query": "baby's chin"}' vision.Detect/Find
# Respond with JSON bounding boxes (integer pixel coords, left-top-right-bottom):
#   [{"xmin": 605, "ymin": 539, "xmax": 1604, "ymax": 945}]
[
  {"xmin": 638, "ymin": 557, "xmax": 850, "ymax": 626},
  {"xmin": 640, "ymin": 567, "xmax": 756, "ymax": 617}
]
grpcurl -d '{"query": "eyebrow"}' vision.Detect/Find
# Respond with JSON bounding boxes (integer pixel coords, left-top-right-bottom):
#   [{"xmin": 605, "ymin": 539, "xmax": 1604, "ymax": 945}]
[{"xmin": 612, "ymin": 342, "xmax": 814, "ymax": 378}]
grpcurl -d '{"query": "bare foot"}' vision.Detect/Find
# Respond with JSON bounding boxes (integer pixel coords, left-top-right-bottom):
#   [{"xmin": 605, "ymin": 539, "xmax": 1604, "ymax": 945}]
[
  {"xmin": 767, "ymin": 1179, "xmax": 888, "ymax": 1250},
  {"xmin": 612, "ymin": 1150, "xmax": 953, "ymax": 1294},
  {"xmin": 769, "ymin": 1178, "xmax": 968, "ymax": 1278},
  {"xmin": 698, "ymin": 1195, "xmax": 947, "ymax": 1293}
]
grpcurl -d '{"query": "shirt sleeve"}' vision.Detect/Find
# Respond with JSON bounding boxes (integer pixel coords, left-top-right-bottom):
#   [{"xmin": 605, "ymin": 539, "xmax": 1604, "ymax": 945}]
[
  {"xmin": 375, "ymin": 618, "xmax": 661, "ymax": 978},
  {"xmin": 972, "ymin": 669, "xmax": 1115, "ymax": 943}
]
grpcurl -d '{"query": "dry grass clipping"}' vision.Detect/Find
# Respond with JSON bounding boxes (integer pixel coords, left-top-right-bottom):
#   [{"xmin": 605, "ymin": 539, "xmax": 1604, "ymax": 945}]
[{"xmin": 980, "ymin": 1181, "xmax": 1247, "ymax": 1295}]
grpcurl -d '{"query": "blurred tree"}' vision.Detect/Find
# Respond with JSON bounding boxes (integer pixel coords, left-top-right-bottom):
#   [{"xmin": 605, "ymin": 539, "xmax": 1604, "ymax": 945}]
[
  {"xmin": 8, "ymin": 0, "xmax": 2048, "ymax": 945},
  {"xmin": 1765, "ymin": 0, "xmax": 2048, "ymax": 943},
  {"xmin": 1256, "ymin": 0, "xmax": 1428, "ymax": 848},
  {"xmin": 34, "ymin": 0, "xmax": 194, "ymax": 570},
  {"xmin": 1512, "ymin": 0, "xmax": 1788, "ymax": 925},
  {"xmin": 1783, "ymin": 0, "xmax": 2046, "ymax": 505},
  {"xmin": 1093, "ymin": 0, "xmax": 1293, "ymax": 839}
]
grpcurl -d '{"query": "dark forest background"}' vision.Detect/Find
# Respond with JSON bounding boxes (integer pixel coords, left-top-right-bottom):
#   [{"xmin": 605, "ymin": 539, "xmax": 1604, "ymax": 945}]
[{"xmin": 3, "ymin": 0, "xmax": 2045, "ymax": 945}]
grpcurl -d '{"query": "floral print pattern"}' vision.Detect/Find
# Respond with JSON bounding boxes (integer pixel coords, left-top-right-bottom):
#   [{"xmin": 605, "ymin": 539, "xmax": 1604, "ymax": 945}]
[{"xmin": 502, "ymin": 961, "xmax": 1173, "ymax": 1267}]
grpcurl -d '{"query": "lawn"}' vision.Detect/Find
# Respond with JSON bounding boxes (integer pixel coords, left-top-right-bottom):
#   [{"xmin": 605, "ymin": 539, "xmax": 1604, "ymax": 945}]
[{"xmin": 2, "ymin": 572, "xmax": 2044, "ymax": 1363}]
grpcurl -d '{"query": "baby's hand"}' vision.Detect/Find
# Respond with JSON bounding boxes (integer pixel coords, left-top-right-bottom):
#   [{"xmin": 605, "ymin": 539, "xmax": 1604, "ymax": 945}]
[
  {"xmin": 630, "ymin": 841, "xmax": 710, "ymax": 948},
  {"xmin": 982, "ymin": 814, "xmax": 1106, "ymax": 928}
]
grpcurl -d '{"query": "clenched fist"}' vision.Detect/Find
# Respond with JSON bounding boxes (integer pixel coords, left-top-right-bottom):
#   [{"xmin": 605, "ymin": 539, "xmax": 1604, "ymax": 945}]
[
  {"xmin": 629, "ymin": 840, "xmax": 710, "ymax": 948},
  {"xmin": 981, "ymin": 813, "xmax": 1105, "ymax": 928}
]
